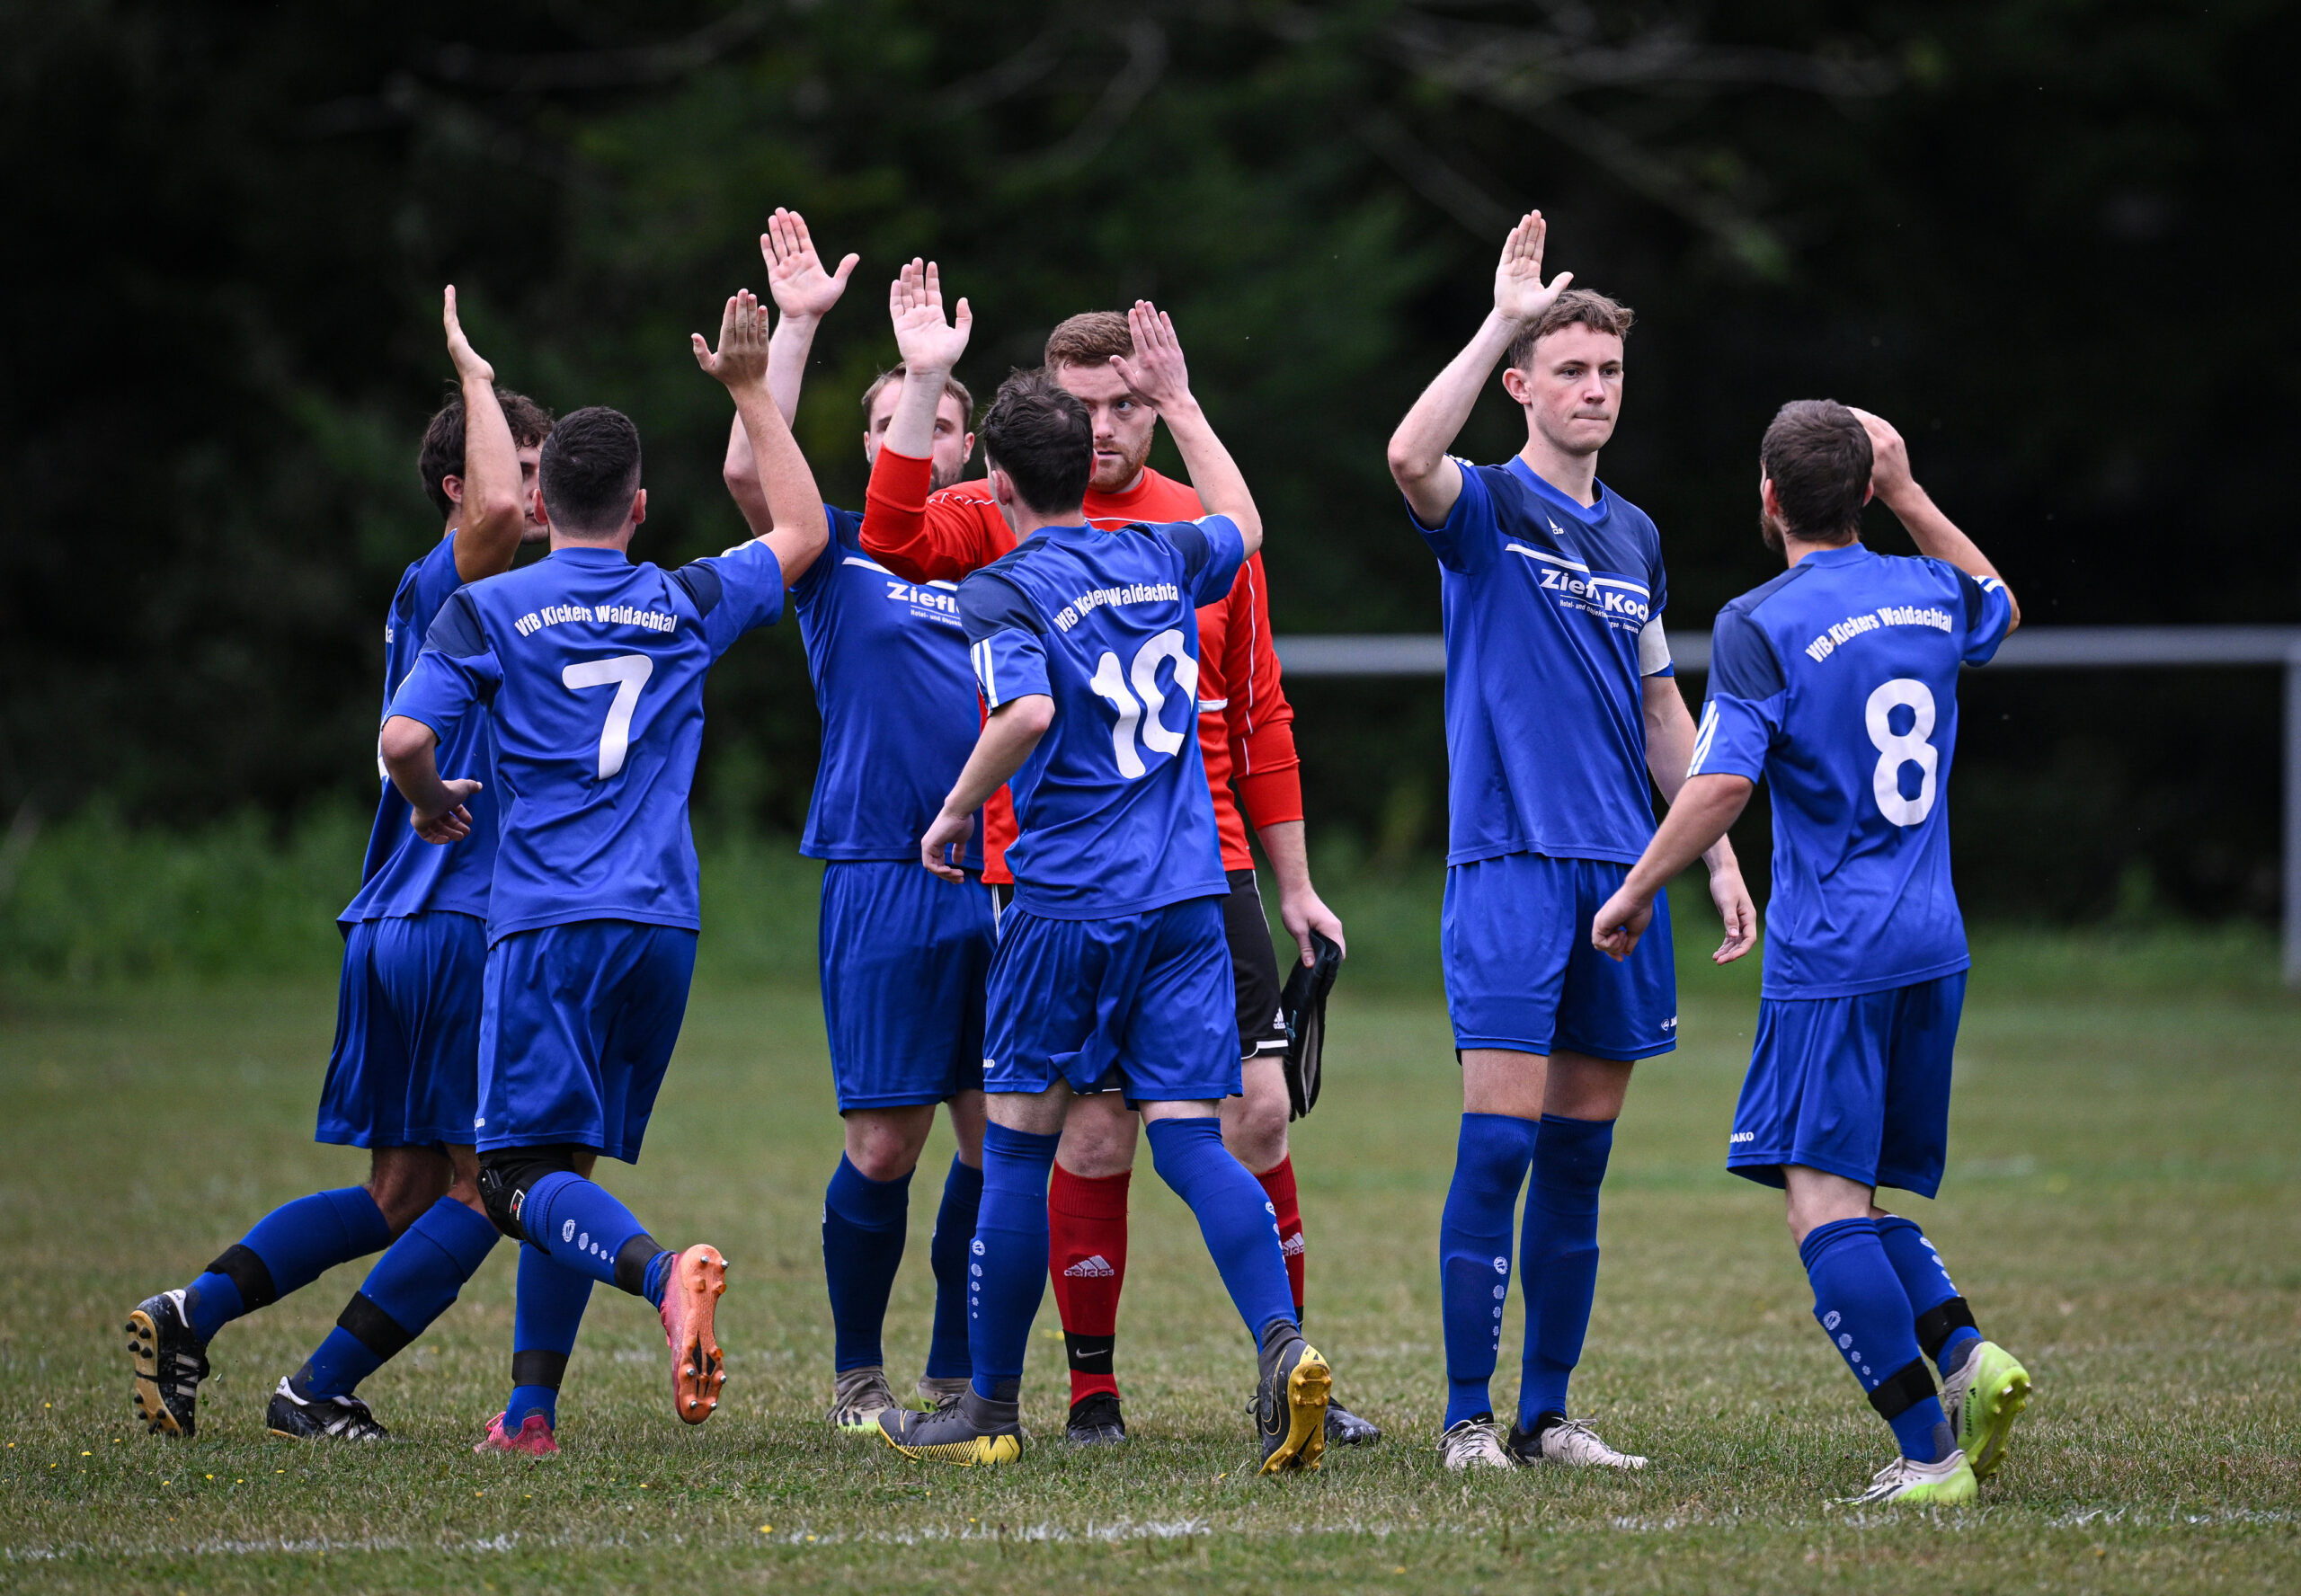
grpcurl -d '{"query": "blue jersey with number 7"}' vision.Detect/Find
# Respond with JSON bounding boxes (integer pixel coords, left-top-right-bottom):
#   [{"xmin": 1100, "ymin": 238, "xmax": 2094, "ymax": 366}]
[
  {"xmin": 1689, "ymin": 542, "xmax": 2013, "ymax": 999},
  {"xmin": 958, "ymin": 516, "xmax": 1246, "ymax": 920},
  {"xmin": 388, "ymin": 540, "xmax": 786, "ymax": 943}
]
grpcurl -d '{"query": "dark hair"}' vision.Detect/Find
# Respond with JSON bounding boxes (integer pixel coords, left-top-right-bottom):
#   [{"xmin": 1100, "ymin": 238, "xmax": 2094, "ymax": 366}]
[
  {"xmin": 860, "ymin": 365, "xmax": 975, "ymax": 424},
  {"xmin": 538, "ymin": 406, "xmax": 644, "ymax": 536},
  {"xmin": 418, "ymin": 390, "xmax": 555, "ymax": 520},
  {"xmin": 1760, "ymin": 399, "xmax": 1873, "ymax": 544},
  {"xmin": 1505, "ymin": 289, "xmax": 1636, "ymax": 372},
  {"xmin": 1043, "ymin": 310, "xmax": 1132, "ymax": 369},
  {"xmin": 980, "ymin": 368, "xmax": 1091, "ymax": 514}
]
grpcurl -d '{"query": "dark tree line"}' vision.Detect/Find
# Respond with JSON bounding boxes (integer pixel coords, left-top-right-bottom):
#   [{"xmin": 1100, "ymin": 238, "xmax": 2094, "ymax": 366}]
[{"xmin": 5, "ymin": 0, "xmax": 2294, "ymax": 919}]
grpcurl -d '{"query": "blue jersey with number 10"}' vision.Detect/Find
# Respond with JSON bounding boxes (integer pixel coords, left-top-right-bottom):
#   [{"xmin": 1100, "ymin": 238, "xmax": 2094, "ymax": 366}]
[
  {"xmin": 388, "ymin": 540, "xmax": 786, "ymax": 944},
  {"xmin": 958, "ymin": 516, "xmax": 1247, "ymax": 919},
  {"xmin": 1689, "ymin": 542, "xmax": 2014, "ymax": 998}
]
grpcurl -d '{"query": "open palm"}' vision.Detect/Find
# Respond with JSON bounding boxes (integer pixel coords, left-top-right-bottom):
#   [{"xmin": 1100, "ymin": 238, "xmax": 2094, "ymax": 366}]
[
  {"xmin": 762, "ymin": 208, "xmax": 857, "ymax": 322},
  {"xmin": 1494, "ymin": 210, "xmax": 1574, "ymax": 324},
  {"xmin": 888, "ymin": 258, "xmax": 973, "ymax": 372}
]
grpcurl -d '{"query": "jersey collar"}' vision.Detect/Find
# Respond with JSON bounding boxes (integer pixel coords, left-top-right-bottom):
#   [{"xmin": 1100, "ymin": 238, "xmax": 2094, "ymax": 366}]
[
  {"xmin": 1505, "ymin": 456, "xmax": 1609, "ymax": 525},
  {"xmin": 549, "ymin": 545, "xmax": 633, "ymax": 566},
  {"xmin": 1795, "ymin": 540, "xmax": 1871, "ymax": 569}
]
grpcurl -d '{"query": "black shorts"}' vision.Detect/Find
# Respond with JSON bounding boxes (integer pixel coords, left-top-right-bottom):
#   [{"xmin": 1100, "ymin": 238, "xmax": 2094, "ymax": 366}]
[
  {"xmin": 991, "ymin": 873, "xmax": 1287, "ymax": 1062},
  {"xmin": 1223, "ymin": 869, "xmax": 1288, "ymax": 1062}
]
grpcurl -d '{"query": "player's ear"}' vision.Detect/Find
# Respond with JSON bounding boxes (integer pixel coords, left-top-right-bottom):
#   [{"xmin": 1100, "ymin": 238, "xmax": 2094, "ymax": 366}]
[
  {"xmin": 1499, "ymin": 367, "xmax": 1533, "ymax": 406},
  {"xmin": 441, "ymin": 473, "xmax": 466, "ymax": 507},
  {"xmin": 962, "ymin": 430, "xmax": 977, "ymax": 465},
  {"xmin": 629, "ymin": 487, "xmax": 648, "ymax": 528}
]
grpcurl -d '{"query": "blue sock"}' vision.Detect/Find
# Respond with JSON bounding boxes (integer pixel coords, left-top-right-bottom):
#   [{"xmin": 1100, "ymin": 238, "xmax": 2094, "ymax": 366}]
[
  {"xmin": 1438, "ymin": 1113, "xmax": 1537, "ymax": 1427},
  {"xmin": 296, "ymin": 1197, "xmax": 500, "ymax": 1400},
  {"xmin": 522, "ymin": 1171, "xmax": 673, "ymax": 1307},
  {"xmin": 1518, "ymin": 1113, "xmax": 1612, "ymax": 1429},
  {"xmin": 1800, "ymin": 1218, "xmax": 1954, "ymax": 1462},
  {"xmin": 185, "ymin": 1186, "xmax": 394, "ymax": 1343},
  {"xmin": 968, "ymin": 1123, "xmax": 1060, "ymax": 1401},
  {"xmin": 506, "ymin": 1244, "xmax": 596, "ymax": 1432},
  {"xmin": 823, "ymin": 1155, "xmax": 912, "ymax": 1372},
  {"xmin": 1874, "ymin": 1214, "xmax": 1984, "ymax": 1378},
  {"xmin": 1143, "ymin": 1117, "xmax": 1298, "ymax": 1345},
  {"xmin": 926, "ymin": 1156, "xmax": 983, "ymax": 1381}
]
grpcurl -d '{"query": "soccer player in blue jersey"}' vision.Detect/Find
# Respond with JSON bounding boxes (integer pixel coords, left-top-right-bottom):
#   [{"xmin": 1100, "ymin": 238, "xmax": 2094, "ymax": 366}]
[
  {"xmin": 719, "ymin": 211, "xmax": 992, "ymax": 1432},
  {"xmin": 125, "ymin": 290, "xmax": 546, "ymax": 1442},
  {"xmin": 1593, "ymin": 400, "xmax": 2030, "ymax": 1504},
  {"xmin": 1387, "ymin": 213, "xmax": 1758, "ymax": 1471},
  {"xmin": 378, "ymin": 288, "xmax": 829, "ymax": 1452},
  {"xmin": 875, "ymin": 306, "xmax": 1333, "ymax": 1472}
]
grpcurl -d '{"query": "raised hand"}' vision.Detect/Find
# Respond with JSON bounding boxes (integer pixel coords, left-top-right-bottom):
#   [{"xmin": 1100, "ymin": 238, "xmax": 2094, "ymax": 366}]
[
  {"xmin": 761, "ymin": 208, "xmax": 857, "ymax": 324},
  {"xmin": 442, "ymin": 286, "xmax": 494, "ymax": 386},
  {"xmin": 691, "ymin": 288, "xmax": 773, "ymax": 391},
  {"xmin": 1108, "ymin": 300, "xmax": 1194, "ymax": 413},
  {"xmin": 413, "ymin": 778, "xmax": 483, "ymax": 845},
  {"xmin": 1848, "ymin": 406, "xmax": 1915, "ymax": 508},
  {"xmin": 888, "ymin": 259, "xmax": 973, "ymax": 375},
  {"xmin": 1494, "ymin": 210, "xmax": 1574, "ymax": 326}
]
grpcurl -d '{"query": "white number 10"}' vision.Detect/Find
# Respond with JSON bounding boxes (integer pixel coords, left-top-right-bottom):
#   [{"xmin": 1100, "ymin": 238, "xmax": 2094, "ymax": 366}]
[
  {"xmin": 1088, "ymin": 630, "xmax": 1198, "ymax": 779},
  {"xmin": 562, "ymin": 653, "xmax": 654, "ymax": 780},
  {"xmin": 1864, "ymin": 678, "xmax": 1939, "ymax": 826}
]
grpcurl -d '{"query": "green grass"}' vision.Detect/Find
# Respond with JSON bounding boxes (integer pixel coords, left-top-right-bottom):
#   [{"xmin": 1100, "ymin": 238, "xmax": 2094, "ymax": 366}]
[{"xmin": 2, "ymin": 937, "xmax": 2297, "ymax": 1592}]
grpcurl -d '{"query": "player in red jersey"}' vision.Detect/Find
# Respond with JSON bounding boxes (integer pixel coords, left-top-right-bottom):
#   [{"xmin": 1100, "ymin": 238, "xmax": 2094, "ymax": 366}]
[{"xmin": 861, "ymin": 265, "xmax": 1378, "ymax": 1449}]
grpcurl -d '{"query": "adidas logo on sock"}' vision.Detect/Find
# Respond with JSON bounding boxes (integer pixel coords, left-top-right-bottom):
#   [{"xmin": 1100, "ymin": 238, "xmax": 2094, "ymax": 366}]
[
  {"xmin": 1063, "ymin": 1255, "xmax": 1116, "ymax": 1278},
  {"xmin": 1280, "ymin": 1231, "xmax": 1307, "ymax": 1257}
]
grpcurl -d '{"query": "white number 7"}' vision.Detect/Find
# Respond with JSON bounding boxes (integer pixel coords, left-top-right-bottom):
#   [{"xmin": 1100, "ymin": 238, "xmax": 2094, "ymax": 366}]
[{"xmin": 562, "ymin": 653, "xmax": 654, "ymax": 780}]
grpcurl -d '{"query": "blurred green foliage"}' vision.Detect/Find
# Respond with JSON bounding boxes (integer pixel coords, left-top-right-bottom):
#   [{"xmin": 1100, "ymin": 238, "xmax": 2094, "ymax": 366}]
[{"xmin": 4, "ymin": 1, "xmax": 2294, "ymax": 920}]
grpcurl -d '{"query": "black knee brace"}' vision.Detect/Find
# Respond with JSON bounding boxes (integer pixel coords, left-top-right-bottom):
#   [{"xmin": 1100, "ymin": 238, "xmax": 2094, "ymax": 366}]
[{"xmin": 476, "ymin": 1146, "xmax": 585, "ymax": 1243}]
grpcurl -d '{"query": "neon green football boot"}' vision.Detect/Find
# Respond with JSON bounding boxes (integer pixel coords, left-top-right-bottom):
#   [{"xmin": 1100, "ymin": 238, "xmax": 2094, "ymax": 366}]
[
  {"xmin": 1838, "ymin": 1449, "xmax": 1977, "ymax": 1506},
  {"xmin": 1941, "ymin": 1340, "xmax": 2030, "ymax": 1480}
]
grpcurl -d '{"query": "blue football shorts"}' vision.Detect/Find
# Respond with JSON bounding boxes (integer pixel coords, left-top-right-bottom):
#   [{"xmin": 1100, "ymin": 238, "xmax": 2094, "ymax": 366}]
[
  {"xmin": 475, "ymin": 918, "xmax": 698, "ymax": 1163},
  {"xmin": 1728, "ymin": 971, "xmax": 1968, "ymax": 1200},
  {"xmin": 315, "ymin": 911, "xmax": 486, "ymax": 1149},
  {"xmin": 982, "ymin": 895, "xmax": 1240, "ymax": 1104},
  {"xmin": 1441, "ymin": 851, "xmax": 1678, "ymax": 1061},
  {"xmin": 818, "ymin": 859, "xmax": 994, "ymax": 1112}
]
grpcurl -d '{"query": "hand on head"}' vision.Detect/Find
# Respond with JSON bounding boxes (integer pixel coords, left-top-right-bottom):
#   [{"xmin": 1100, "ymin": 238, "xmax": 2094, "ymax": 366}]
[
  {"xmin": 888, "ymin": 258, "xmax": 973, "ymax": 375},
  {"xmin": 1494, "ymin": 210, "xmax": 1574, "ymax": 325},
  {"xmin": 762, "ymin": 208, "xmax": 858, "ymax": 322},
  {"xmin": 1108, "ymin": 300, "xmax": 1193, "ymax": 412},
  {"xmin": 692, "ymin": 289, "xmax": 773, "ymax": 390},
  {"xmin": 1847, "ymin": 407, "xmax": 1913, "ymax": 503},
  {"xmin": 442, "ymin": 286, "xmax": 494, "ymax": 385}
]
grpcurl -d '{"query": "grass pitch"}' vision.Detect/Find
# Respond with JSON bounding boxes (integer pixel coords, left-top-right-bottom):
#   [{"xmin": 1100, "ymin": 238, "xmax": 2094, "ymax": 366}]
[{"xmin": 2, "ymin": 938, "xmax": 2296, "ymax": 1592}]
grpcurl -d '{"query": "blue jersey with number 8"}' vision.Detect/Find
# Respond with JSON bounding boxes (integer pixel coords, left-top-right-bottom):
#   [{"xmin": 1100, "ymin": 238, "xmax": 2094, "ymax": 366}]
[
  {"xmin": 958, "ymin": 516, "xmax": 1246, "ymax": 919},
  {"xmin": 388, "ymin": 541, "xmax": 786, "ymax": 943},
  {"xmin": 1690, "ymin": 542, "xmax": 2013, "ymax": 999}
]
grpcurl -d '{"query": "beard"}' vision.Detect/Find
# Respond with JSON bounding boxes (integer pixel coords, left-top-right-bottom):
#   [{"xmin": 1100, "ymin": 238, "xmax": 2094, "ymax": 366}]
[
  {"xmin": 1759, "ymin": 507, "xmax": 1786, "ymax": 553},
  {"xmin": 1090, "ymin": 432, "xmax": 1154, "ymax": 494},
  {"xmin": 928, "ymin": 458, "xmax": 965, "ymax": 493}
]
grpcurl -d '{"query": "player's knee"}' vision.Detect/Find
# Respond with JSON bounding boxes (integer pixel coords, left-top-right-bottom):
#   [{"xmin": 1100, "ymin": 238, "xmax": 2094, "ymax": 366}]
[
  {"xmin": 366, "ymin": 1148, "xmax": 452, "ymax": 1234},
  {"xmin": 476, "ymin": 1146, "xmax": 583, "ymax": 1242},
  {"xmin": 1222, "ymin": 1093, "xmax": 1290, "ymax": 1173}
]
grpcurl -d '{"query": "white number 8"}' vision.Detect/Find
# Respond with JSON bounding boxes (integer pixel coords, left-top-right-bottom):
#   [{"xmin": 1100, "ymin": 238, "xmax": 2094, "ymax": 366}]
[
  {"xmin": 1864, "ymin": 678, "xmax": 1938, "ymax": 826},
  {"xmin": 562, "ymin": 653, "xmax": 654, "ymax": 780},
  {"xmin": 1088, "ymin": 629, "xmax": 1198, "ymax": 779}
]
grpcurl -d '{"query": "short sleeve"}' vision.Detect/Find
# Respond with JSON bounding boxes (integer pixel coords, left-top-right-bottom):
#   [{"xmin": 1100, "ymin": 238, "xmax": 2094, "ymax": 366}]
[
  {"xmin": 388, "ymin": 630, "xmax": 501, "ymax": 749},
  {"xmin": 1159, "ymin": 514, "xmax": 1246, "ymax": 607},
  {"xmin": 787, "ymin": 505, "xmax": 848, "ymax": 607},
  {"xmin": 1689, "ymin": 606, "xmax": 1784, "ymax": 782},
  {"xmin": 1410, "ymin": 459, "xmax": 1496, "ymax": 574},
  {"xmin": 957, "ymin": 572, "xmax": 1050, "ymax": 709},
  {"xmin": 406, "ymin": 536, "xmax": 467, "ymax": 633},
  {"xmin": 1952, "ymin": 566, "xmax": 2016, "ymax": 666},
  {"xmin": 672, "ymin": 538, "xmax": 787, "ymax": 658}
]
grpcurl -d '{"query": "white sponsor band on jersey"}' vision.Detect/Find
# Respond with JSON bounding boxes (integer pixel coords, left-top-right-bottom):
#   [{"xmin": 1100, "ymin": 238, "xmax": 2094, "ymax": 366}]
[
  {"xmin": 1052, "ymin": 581, "xmax": 1181, "ymax": 634},
  {"xmin": 1802, "ymin": 604, "xmax": 1951, "ymax": 663},
  {"xmin": 513, "ymin": 601, "xmax": 677, "ymax": 638}
]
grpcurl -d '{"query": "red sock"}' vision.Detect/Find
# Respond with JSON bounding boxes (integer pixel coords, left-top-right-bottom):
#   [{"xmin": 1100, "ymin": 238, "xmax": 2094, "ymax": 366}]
[
  {"xmin": 1047, "ymin": 1165, "xmax": 1131, "ymax": 1405},
  {"xmin": 1256, "ymin": 1157, "xmax": 1307, "ymax": 1318}
]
